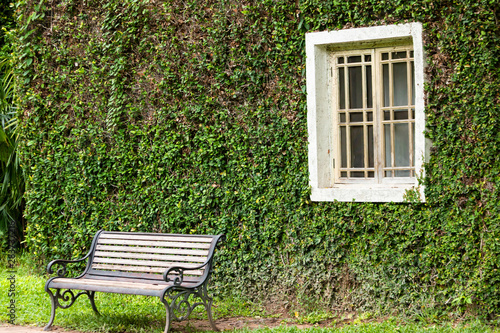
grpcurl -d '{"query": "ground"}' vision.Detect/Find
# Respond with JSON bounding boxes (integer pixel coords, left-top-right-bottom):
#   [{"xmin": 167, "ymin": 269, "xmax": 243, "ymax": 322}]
[{"xmin": 0, "ymin": 316, "xmax": 335, "ymax": 333}]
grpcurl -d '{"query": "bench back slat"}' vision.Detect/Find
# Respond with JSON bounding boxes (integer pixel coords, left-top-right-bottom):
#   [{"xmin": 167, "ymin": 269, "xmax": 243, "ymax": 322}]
[
  {"xmin": 92, "ymin": 263, "xmax": 205, "ymax": 276},
  {"xmin": 97, "ymin": 238, "xmax": 212, "ymax": 249},
  {"xmin": 94, "ymin": 251, "xmax": 207, "ymax": 263},
  {"xmin": 93, "ymin": 257, "xmax": 204, "ymax": 269},
  {"xmin": 96, "ymin": 245, "xmax": 209, "ymax": 256},
  {"xmin": 100, "ymin": 233, "xmax": 213, "ymax": 243},
  {"xmin": 87, "ymin": 231, "xmax": 221, "ymax": 283}
]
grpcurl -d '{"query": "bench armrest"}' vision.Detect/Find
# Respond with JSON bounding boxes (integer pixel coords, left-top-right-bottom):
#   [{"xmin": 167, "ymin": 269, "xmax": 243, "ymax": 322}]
[
  {"xmin": 163, "ymin": 261, "xmax": 210, "ymax": 285},
  {"xmin": 163, "ymin": 234, "xmax": 225, "ymax": 285},
  {"xmin": 46, "ymin": 250, "xmax": 92, "ymax": 277}
]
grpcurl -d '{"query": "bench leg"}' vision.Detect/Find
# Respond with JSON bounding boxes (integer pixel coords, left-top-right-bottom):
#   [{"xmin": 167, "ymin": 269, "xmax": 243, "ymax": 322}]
[
  {"xmin": 43, "ymin": 289, "xmax": 57, "ymax": 331},
  {"xmin": 161, "ymin": 298, "xmax": 172, "ymax": 333},
  {"xmin": 205, "ymin": 297, "xmax": 218, "ymax": 332},
  {"xmin": 44, "ymin": 288, "xmax": 93, "ymax": 330},
  {"xmin": 88, "ymin": 291, "xmax": 100, "ymax": 315},
  {"xmin": 200, "ymin": 284, "xmax": 219, "ymax": 332}
]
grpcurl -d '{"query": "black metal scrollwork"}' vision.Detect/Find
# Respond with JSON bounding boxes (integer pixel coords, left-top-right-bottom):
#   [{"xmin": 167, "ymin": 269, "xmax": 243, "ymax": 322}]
[
  {"xmin": 47, "ymin": 262, "xmax": 68, "ymax": 277},
  {"xmin": 164, "ymin": 268, "xmax": 184, "ymax": 285},
  {"xmin": 56, "ymin": 265, "xmax": 67, "ymax": 277},
  {"xmin": 54, "ymin": 289, "xmax": 89, "ymax": 309},
  {"xmin": 165, "ymin": 285, "xmax": 212, "ymax": 321}
]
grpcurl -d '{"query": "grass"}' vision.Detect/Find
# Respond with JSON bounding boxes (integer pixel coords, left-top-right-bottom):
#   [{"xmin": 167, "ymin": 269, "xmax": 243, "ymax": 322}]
[
  {"xmin": 1, "ymin": 255, "xmax": 499, "ymax": 333},
  {"xmin": 232, "ymin": 324, "xmax": 500, "ymax": 333}
]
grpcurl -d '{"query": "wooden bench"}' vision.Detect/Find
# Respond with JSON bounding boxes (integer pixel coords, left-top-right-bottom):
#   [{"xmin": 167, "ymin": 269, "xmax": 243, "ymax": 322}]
[{"xmin": 44, "ymin": 230, "xmax": 225, "ymax": 333}]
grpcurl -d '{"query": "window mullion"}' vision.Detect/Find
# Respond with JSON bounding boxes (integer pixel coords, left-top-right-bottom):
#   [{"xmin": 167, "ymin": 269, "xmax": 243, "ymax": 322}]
[
  {"xmin": 374, "ymin": 49, "xmax": 383, "ymax": 183},
  {"xmin": 345, "ymin": 63, "xmax": 351, "ymax": 173},
  {"xmin": 362, "ymin": 63, "xmax": 368, "ymax": 178},
  {"xmin": 389, "ymin": 59, "xmax": 395, "ymax": 175},
  {"xmin": 407, "ymin": 59, "xmax": 414, "ymax": 177}
]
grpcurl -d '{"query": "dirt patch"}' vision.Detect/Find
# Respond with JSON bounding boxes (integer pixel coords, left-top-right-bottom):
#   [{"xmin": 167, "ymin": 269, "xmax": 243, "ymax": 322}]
[
  {"xmin": 1, "ymin": 317, "xmax": 334, "ymax": 333},
  {"xmin": 2, "ymin": 313, "xmax": 363, "ymax": 333},
  {"xmin": 0, "ymin": 323, "xmax": 82, "ymax": 332},
  {"xmin": 173, "ymin": 317, "xmax": 297, "ymax": 332}
]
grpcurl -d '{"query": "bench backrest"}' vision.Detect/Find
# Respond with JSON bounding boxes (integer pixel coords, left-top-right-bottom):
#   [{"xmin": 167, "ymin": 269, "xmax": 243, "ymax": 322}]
[{"xmin": 84, "ymin": 231, "xmax": 223, "ymax": 285}]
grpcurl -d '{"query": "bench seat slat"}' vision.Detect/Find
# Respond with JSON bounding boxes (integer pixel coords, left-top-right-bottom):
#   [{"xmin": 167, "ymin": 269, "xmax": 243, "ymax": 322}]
[
  {"xmin": 91, "ymin": 263, "xmax": 204, "ymax": 275},
  {"xmin": 95, "ymin": 245, "xmax": 209, "ymax": 256},
  {"xmin": 100, "ymin": 233, "xmax": 213, "ymax": 243},
  {"xmin": 94, "ymin": 251, "xmax": 207, "ymax": 263},
  {"xmin": 52, "ymin": 278, "xmax": 168, "ymax": 290},
  {"xmin": 97, "ymin": 239, "xmax": 211, "ymax": 249}
]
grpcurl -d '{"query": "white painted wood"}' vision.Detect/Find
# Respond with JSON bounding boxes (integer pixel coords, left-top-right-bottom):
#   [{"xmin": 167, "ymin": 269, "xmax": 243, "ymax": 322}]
[{"xmin": 306, "ymin": 22, "xmax": 427, "ymax": 202}]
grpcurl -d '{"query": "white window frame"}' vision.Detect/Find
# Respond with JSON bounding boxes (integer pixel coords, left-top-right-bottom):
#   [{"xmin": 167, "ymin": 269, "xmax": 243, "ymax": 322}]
[{"xmin": 306, "ymin": 23, "xmax": 429, "ymax": 202}]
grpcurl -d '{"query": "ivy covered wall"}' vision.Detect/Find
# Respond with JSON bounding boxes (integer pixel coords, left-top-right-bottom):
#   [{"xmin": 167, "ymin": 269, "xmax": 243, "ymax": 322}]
[{"xmin": 15, "ymin": 0, "xmax": 500, "ymax": 317}]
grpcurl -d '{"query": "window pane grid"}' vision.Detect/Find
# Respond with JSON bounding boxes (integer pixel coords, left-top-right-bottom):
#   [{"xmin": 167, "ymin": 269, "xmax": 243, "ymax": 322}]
[
  {"xmin": 335, "ymin": 52, "xmax": 374, "ymax": 180},
  {"xmin": 333, "ymin": 47, "xmax": 415, "ymax": 183},
  {"xmin": 381, "ymin": 50, "xmax": 415, "ymax": 178}
]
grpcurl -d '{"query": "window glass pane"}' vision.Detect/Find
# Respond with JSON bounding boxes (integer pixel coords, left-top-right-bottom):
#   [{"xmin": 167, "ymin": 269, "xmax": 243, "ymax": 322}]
[
  {"xmin": 341, "ymin": 171, "xmax": 347, "ymax": 178},
  {"xmin": 367, "ymin": 112, "xmax": 373, "ymax": 121},
  {"xmin": 338, "ymin": 57, "xmax": 344, "ymax": 64},
  {"xmin": 393, "ymin": 62, "xmax": 408, "ymax": 106},
  {"xmin": 339, "ymin": 67, "xmax": 345, "ymax": 109},
  {"xmin": 394, "ymin": 110, "xmax": 408, "ymax": 120},
  {"xmin": 395, "ymin": 170, "xmax": 410, "ymax": 177},
  {"xmin": 350, "ymin": 112, "xmax": 363, "ymax": 122},
  {"xmin": 382, "ymin": 53, "xmax": 389, "ymax": 60},
  {"xmin": 339, "ymin": 113, "xmax": 346, "ymax": 123},
  {"xmin": 383, "ymin": 64, "xmax": 390, "ymax": 107},
  {"xmin": 392, "ymin": 51, "xmax": 406, "ymax": 59},
  {"xmin": 368, "ymin": 125, "xmax": 374, "ymax": 168},
  {"xmin": 394, "ymin": 123, "xmax": 410, "ymax": 167},
  {"xmin": 340, "ymin": 126, "xmax": 347, "ymax": 168},
  {"xmin": 365, "ymin": 55, "xmax": 371, "ymax": 62},
  {"xmin": 351, "ymin": 171, "xmax": 364, "ymax": 178},
  {"xmin": 384, "ymin": 110, "xmax": 391, "ymax": 121},
  {"xmin": 385, "ymin": 170, "xmax": 392, "ymax": 177},
  {"xmin": 410, "ymin": 51, "xmax": 414, "ymax": 58},
  {"xmin": 368, "ymin": 171, "xmax": 374, "ymax": 178},
  {"xmin": 366, "ymin": 65, "xmax": 372, "ymax": 108},
  {"xmin": 350, "ymin": 126, "xmax": 364, "ymax": 168},
  {"xmin": 349, "ymin": 66, "xmax": 363, "ymax": 109},
  {"xmin": 348, "ymin": 56, "xmax": 362, "ymax": 63},
  {"xmin": 384, "ymin": 124, "xmax": 391, "ymax": 168}
]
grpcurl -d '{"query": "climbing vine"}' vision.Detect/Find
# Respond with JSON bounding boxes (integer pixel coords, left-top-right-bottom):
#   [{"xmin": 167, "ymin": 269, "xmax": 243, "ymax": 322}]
[{"xmin": 14, "ymin": 0, "xmax": 500, "ymax": 318}]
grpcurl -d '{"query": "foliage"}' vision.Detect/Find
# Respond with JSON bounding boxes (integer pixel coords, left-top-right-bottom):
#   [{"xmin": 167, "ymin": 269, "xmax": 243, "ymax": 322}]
[
  {"xmin": 0, "ymin": 260, "xmax": 267, "ymax": 331},
  {"xmin": 0, "ymin": 0, "xmax": 15, "ymax": 52},
  {"xmin": 0, "ymin": 51, "xmax": 23, "ymax": 251},
  {"xmin": 14, "ymin": 0, "xmax": 500, "ymax": 319},
  {"xmin": 1, "ymin": 261, "xmax": 499, "ymax": 332}
]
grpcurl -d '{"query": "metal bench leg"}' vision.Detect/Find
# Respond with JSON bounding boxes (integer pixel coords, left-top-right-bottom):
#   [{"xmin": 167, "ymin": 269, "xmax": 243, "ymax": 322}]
[
  {"xmin": 44, "ymin": 289, "xmax": 57, "ymax": 331},
  {"xmin": 161, "ymin": 298, "xmax": 172, "ymax": 333},
  {"xmin": 44, "ymin": 288, "xmax": 88, "ymax": 330},
  {"xmin": 88, "ymin": 291, "xmax": 100, "ymax": 316},
  {"xmin": 200, "ymin": 284, "xmax": 219, "ymax": 331},
  {"xmin": 205, "ymin": 298, "xmax": 219, "ymax": 332}
]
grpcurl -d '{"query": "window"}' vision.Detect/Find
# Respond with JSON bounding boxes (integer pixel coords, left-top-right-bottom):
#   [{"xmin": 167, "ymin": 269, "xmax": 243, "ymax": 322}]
[{"xmin": 306, "ymin": 23, "xmax": 429, "ymax": 202}]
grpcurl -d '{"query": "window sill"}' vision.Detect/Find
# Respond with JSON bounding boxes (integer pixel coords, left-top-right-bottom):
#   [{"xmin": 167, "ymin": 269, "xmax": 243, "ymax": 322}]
[{"xmin": 311, "ymin": 184, "xmax": 424, "ymax": 202}]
